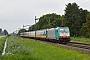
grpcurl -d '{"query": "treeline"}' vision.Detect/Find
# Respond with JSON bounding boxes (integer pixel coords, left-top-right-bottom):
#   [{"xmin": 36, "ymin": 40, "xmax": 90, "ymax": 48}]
[
  {"xmin": 0, "ymin": 28, "xmax": 8, "ymax": 36},
  {"xmin": 19, "ymin": 2, "xmax": 90, "ymax": 38},
  {"xmin": 64, "ymin": 3, "xmax": 89, "ymax": 37}
]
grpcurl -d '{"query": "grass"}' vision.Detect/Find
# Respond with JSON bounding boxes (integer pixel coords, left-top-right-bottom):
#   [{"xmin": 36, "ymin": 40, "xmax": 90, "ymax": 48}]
[
  {"xmin": 0, "ymin": 36, "xmax": 90, "ymax": 60},
  {"xmin": 1, "ymin": 36, "xmax": 37, "ymax": 60},
  {"xmin": 70, "ymin": 37, "xmax": 90, "ymax": 44},
  {"xmin": 0, "ymin": 37, "xmax": 7, "ymax": 55}
]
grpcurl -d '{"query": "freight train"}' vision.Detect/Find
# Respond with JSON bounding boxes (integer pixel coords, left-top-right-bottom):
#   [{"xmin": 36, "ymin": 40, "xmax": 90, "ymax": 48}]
[{"xmin": 20, "ymin": 27, "xmax": 70, "ymax": 43}]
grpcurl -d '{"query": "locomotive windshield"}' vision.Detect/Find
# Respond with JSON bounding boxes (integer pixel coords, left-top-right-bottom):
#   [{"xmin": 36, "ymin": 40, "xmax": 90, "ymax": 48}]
[
  {"xmin": 60, "ymin": 27, "xmax": 69, "ymax": 36},
  {"xmin": 60, "ymin": 28, "xmax": 69, "ymax": 32}
]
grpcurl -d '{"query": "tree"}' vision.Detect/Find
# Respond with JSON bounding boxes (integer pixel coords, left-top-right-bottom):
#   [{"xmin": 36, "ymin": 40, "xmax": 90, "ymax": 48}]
[
  {"xmin": 82, "ymin": 13, "xmax": 90, "ymax": 38},
  {"xmin": 18, "ymin": 29, "xmax": 27, "ymax": 35},
  {"xmin": 42, "ymin": 24, "xmax": 53, "ymax": 29},
  {"xmin": 65, "ymin": 2, "xmax": 81, "ymax": 37},
  {"xmin": 4, "ymin": 29, "xmax": 8, "ymax": 35},
  {"xmin": 28, "ymin": 13, "xmax": 62, "ymax": 31},
  {"xmin": 28, "ymin": 25, "xmax": 35, "ymax": 31},
  {"xmin": 37, "ymin": 13, "xmax": 61, "ymax": 29},
  {"xmin": 0, "ymin": 29, "xmax": 2, "ymax": 33},
  {"xmin": 79, "ymin": 8, "xmax": 89, "ymax": 26},
  {"xmin": 51, "ymin": 18, "xmax": 62, "ymax": 27}
]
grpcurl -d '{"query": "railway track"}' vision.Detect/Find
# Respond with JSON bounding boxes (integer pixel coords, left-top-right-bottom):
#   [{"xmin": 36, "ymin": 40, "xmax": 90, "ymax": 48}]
[
  {"xmin": 36, "ymin": 40, "xmax": 90, "ymax": 55},
  {"xmin": 21, "ymin": 37, "xmax": 90, "ymax": 55},
  {"xmin": 67, "ymin": 42, "xmax": 90, "ymax": 49},
  {"xmin": 64, "ymin": 42, "xmax": 90, "ymax": 54}
]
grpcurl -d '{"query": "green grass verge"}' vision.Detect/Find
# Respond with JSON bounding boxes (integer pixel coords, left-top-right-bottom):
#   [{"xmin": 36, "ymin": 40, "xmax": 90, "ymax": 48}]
[
  {"xmin": 1, "ymin": 36, "xmax": 38, "ymax": 60},
  {"xmin": 0, "ymin": 37, "xmax": 7, "ymax": 55},
  {"xmin": 70, "ymin": 37, "xmax": 90, "ymax": 44},
  {"xmin": 1, "ymin": 36, "xmax": 90, "ymax": 60}
]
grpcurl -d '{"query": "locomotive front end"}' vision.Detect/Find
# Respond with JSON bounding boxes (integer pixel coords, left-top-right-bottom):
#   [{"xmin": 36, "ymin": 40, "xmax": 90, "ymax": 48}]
[{"xmin": 59, "ymin": 27, "xmax": 70, "ymax": 43}]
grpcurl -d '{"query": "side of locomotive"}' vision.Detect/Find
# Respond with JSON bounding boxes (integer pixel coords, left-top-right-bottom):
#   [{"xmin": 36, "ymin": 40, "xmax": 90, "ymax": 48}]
[{"xmin": 46, "ymin": 27, "xmax": 70, "ymax": 43}]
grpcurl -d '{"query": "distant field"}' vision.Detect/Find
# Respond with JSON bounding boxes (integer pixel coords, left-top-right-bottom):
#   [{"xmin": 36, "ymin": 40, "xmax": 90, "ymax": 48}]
[
  {"xmin": 71, "ymin": 37, "xmax": 90, "ymax": 44},
  {"xmin": 0, "ymin": 36, "xmax": 90, "ymax": 60}
]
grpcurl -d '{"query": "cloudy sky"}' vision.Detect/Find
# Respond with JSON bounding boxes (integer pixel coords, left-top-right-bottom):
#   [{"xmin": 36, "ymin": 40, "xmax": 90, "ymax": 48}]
[{"xmin": 0, "ymin": 0, "xmax": 90, "ymax": 33}]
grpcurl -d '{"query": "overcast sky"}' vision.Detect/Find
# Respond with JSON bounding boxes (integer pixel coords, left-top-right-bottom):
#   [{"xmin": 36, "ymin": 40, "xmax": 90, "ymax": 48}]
[{"xmin": 0, "ymin": 0, "xmax": 90, "ymax": 33}]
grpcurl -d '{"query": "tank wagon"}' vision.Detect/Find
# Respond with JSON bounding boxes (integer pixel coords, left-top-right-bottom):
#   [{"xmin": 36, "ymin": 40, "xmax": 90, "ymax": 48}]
[{"xmin": 20, "ymin": 27, "xmax": 70, "ymax": 43}]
